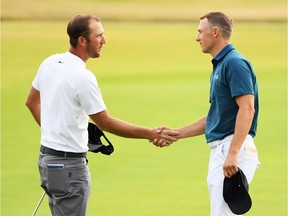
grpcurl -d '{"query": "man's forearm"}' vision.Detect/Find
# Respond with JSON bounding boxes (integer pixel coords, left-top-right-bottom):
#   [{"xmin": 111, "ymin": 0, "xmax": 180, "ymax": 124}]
[
  {"xmin": 229, "ymin": 108, "xmax": 254, "ymax": 154},
  {"xmin": 176, "ymin": 115, "xmax": 206, "ymax": 139},
  {"xmin": 90, "ymin": 111, "xmax": 178, "ymax": 142}
]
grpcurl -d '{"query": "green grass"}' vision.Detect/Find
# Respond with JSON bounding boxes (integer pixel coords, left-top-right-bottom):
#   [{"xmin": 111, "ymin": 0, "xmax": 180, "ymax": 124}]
[
  {"xmin": 2, "ymin": 0, "xmax": 286, "ymax": 21},
  {"xmin": 2, "ymin": 19, "xmax": 287, "ymax": 216}
]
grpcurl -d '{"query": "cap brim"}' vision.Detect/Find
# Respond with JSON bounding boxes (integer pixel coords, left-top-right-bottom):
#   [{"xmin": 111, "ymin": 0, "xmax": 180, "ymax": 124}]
[{"xmin": 88, "ymin": 142, "xmax": 103, "ymax": 152}]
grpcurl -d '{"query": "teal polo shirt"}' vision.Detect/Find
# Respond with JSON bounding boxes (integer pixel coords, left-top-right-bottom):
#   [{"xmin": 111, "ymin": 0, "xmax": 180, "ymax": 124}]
[{"xmin": 205, "ymin": 44, "xmax": 259, "ymax": 143}]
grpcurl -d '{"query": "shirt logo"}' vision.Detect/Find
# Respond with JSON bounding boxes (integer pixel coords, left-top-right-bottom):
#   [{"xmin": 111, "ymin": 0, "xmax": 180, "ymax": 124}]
[
  {"xmin": 58, "ymin": 60, "xmax": 64, "ymax": 64},
  {"xmin": 214, "ymin": 74, "xmax": 219, "ymax": 80}
]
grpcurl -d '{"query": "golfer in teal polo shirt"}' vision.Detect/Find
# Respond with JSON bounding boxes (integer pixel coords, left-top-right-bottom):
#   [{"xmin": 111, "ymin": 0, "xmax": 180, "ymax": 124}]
[
  {"xmin": 153, "ymin": 12, "xmax": 261, "ymax": 216},
  {"xmin": 206, "ymin": 43, "xmax": 259, "ymax": 143}
]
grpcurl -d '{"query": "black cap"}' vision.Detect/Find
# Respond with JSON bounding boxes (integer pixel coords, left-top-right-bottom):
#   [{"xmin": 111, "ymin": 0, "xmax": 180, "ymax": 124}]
[
  {"xmin": 87, "ymin": 122, "xmax": 114, "ymax": 155},
  {"xmin": 223, "ymin": 168, "xmax": 252, "ymax": 215}
]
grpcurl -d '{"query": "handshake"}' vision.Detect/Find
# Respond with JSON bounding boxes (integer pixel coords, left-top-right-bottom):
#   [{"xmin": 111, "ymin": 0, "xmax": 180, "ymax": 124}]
[{"xmin": 150, "ymin": 126, "xmax": 180, "ymax": 148}]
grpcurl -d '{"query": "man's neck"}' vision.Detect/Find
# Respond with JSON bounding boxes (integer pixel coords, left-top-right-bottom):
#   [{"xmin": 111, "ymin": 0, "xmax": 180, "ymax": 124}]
[
  {"xmin": 68, "ymin": 46, "xmax": 88, "ymax": 62},
  {"xmin": 211, "ymin": 41, "xmax": 229, "ymax": 58}
]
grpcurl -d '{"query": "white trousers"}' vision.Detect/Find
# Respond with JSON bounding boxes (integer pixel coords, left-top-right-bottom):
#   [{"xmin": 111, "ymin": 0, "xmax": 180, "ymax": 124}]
[{"xmin": 207, "ymin": 134, "xmax": 260, "ymax": 216}]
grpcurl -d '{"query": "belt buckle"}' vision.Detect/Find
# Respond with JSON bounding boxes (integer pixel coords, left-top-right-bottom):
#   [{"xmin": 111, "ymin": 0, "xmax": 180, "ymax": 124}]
[
  {"xmin": 209, "ymin": 141, "xmax": 221, "ymax": 149},
  {"xmin": 210, "ymin": 143, "xmax": 219, "ymax": 149},
  {"xmin": 210, "ymin": 144, "xmax": 217, "ymax": 149}
]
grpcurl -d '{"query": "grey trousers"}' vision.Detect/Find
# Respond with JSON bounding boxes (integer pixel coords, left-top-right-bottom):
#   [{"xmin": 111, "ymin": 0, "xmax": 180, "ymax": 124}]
[{"xmin": 38, "ymin": 153, "xmax": 91, "ymax": 216}]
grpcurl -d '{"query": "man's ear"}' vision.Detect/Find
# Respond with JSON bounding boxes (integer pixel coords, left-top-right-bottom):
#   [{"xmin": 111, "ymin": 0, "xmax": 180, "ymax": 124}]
[
  {"xmin": 78, "ymin": 36, "xmax": 87, "ymax": 46},
  {"xmin": 212, "ymin": 27, "xmax": 220, "ymax": 38}
]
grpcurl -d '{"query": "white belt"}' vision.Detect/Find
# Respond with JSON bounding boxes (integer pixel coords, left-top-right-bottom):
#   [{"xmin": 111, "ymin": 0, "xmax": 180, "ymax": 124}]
[
  {"xmin": 208, "ymin": 140, "xmax": 222, "ymax": 149},
  {"xmin": 208, "ymin": 134, "xmax": 234, "ymax": 149},
  {"xmin": 208, "ymin": 134, "xmax": 253, "ymax": 149}
]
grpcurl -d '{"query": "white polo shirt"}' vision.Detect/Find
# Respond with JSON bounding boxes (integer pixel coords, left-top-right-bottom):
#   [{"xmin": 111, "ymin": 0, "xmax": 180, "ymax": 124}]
[{"xmin": 32, "ymin": 52, "xmax": 106, "ymax": 152}]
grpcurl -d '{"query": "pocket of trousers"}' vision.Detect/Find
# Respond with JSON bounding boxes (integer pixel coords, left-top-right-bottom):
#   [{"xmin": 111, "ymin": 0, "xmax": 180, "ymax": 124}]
[
  {"xmin": 220, "ymin": 141, "xmax": 230, "ymax": 160},
  {"xmin": 47, "ymin": 165, "xmax": 68, "ymax": 196},
  {"xmin": 67, "ymin": 166, "xmax": 91, "ymax": 188},
  {"xmin": 240, "ymin": 141, "xmax": 260, "ymax": 167}
]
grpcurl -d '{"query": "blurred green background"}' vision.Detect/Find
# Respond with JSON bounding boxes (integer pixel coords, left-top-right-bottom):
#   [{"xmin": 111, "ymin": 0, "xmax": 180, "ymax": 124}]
[{"xmin": 1, "ymin": 0, "xmax": 287, "ymax": 215}]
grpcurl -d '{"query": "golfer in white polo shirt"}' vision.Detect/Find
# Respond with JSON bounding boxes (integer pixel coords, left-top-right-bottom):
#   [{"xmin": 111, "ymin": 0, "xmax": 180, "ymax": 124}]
[{"xmin": 26, "ymin": 14, "xmax": 179, "ymax": 216}]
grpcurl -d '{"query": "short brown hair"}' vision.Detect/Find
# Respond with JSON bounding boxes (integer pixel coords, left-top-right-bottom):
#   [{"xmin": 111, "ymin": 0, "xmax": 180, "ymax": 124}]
[
  {"xmin": 67, "ymin": 14, "xmax": 101, "ymax": 47},
  {"xmin": 200, "ymin": 12, "xmax": 233, "ymax": 40}
]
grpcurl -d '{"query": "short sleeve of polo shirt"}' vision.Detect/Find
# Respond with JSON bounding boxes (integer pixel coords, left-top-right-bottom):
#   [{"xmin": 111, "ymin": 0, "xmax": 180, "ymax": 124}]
[
  {"xmin": 32, "ymin": 60, "xmax": 46, "ymax": 91},
  {"xmin": 32, "ymin": 74, "xmax": 40, "ymax": 90},
  {"xmin": 76, "ymin": 70, "xmax": 106, "ymax": 115},
  {"xmin": 226, "ymin": 58, "xmax": 255, "ymax": 98}
]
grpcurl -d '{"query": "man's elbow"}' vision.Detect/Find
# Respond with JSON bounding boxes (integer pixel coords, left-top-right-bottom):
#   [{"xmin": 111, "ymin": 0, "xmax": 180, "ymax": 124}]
[
  {"xmin": 89, "ymin": 111, "xmax": 113, "ymax": 132},
  {"xmin": 25, "ymin": 99, "xmax": 31, "ymax": 109},
  {"xmin": 96, "ymin": 119, "xmax": 113, "ymax": 132},
  {"xmin": 248, "ymin": 106, "xmax": 255, "ymax": 121},
  {"xmin": 25, "ymin": 98, "xmax": 33, "ymax": 110},
  {"xmin": 25, "ymin": 98, "xmax": 40, "ymax": 113}
]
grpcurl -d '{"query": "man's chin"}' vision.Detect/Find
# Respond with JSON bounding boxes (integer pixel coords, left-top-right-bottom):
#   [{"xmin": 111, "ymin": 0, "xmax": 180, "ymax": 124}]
[
  {"xmin": 91, "ymin": 53, "xmax": 101, "ymax": 58},
  {"xmin": 201, "ymin": 48, "xmax": 208, "ymax": 53}
]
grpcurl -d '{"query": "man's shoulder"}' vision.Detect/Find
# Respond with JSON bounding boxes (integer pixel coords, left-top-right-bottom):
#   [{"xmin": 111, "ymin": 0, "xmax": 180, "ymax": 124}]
[
  {"xmin": 226, "ymin": 49, "xmax": 243, "ymax": 58},
  {"xmin": 41, "ymin": 53, "xmax": 65, "ymax": 65},
  {"xmin": 224, "ymin": 50, "xmax": 249, "ymax": 66}
]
